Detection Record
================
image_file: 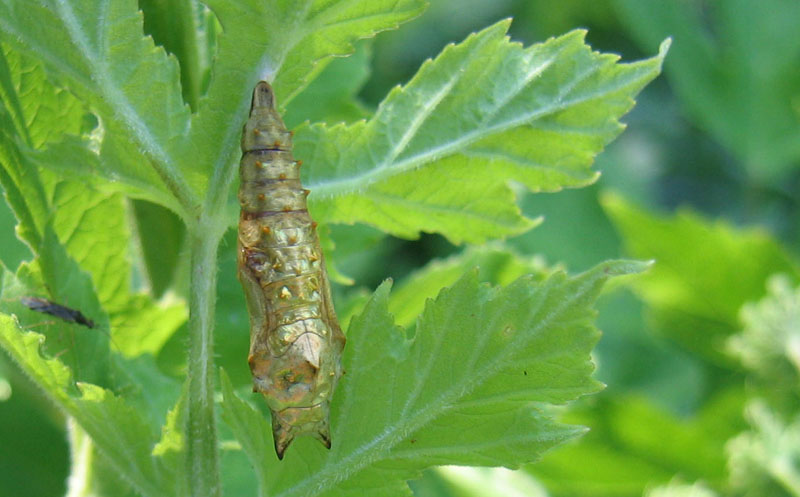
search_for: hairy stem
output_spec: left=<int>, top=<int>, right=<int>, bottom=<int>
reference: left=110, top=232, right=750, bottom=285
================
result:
left=185, top=225, right=221, bottom=497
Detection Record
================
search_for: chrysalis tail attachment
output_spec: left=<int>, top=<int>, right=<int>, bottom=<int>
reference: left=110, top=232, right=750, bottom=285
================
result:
left=237, top=81, right=345, bottom=460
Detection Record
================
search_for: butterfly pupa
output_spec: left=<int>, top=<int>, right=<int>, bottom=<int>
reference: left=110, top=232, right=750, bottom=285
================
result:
left=237, top=81, right=345, bottom=460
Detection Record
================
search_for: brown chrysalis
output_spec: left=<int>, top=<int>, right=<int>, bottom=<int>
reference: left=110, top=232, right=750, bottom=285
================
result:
left=237, top=81, right=345, bottom=460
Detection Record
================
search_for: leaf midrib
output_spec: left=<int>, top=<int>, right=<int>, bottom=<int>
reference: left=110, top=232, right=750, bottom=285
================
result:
left=275, top=273, right=597, bottom=497
left=308, top=56, right=625, bottom=197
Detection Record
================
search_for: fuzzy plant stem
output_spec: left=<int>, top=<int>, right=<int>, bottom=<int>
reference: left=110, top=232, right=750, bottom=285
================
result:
left=186, top=226, right=221, bottom=497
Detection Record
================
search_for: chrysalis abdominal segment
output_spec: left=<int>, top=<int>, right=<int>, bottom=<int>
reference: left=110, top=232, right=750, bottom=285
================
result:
left=237, top=81, right=345, bottom=460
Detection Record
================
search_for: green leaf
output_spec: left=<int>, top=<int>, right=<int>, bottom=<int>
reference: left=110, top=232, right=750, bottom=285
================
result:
left=602, top=192, right=800, bottom=365
left=129, top=200, right=186, bottom=298
left=189, top=0, right=426, bottom=212
left=1, top=146, right=185, bottom=363
left=65, top=418, right=143, bottom=497
left=219, top=370, right=275, bottom=494
left=614, top=0, right=800, bottom=183
left=730, top=275, right=800, bottom=382
left=728, top=401, right=800, bottom=497
left=435, top=466, right=549, bottom=497
left=0, top=166, right=115, bottom=386
left=388, top=244, right=553, bottom=328
left=221, top=260, right=643, bottom=496
left=728, top=276, right=800, bottom=413
left=298, top=23, right=668, bottom=243
left=283, top=39, right=374, bottom=128
left=0, top=186, right=29, bottom=270
left=139, top=0, right=209, bottom=111
left=0, top=314, right=175, bottom=497
left=0, top=52, right=187, bottom=358
left=0, top=47, right=176, bottom=213
left=0, top=0, right=198, bottom=213
left=529, top=391, right=744, bottom=497
left=645, top=481, right=719, bottom=497
left=0, top=44, right=87, bottom=149
left=47, top=182, right=181, bottom=354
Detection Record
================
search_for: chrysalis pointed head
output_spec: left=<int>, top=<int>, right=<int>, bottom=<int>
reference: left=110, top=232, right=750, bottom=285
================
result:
left=242, top=81, right=293, bottom=152
left=250, top=81, right=277, bottom=113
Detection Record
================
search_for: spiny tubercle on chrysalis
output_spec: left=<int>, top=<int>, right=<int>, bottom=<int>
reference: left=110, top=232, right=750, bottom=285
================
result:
left=237, top=81, right=345, bottom=460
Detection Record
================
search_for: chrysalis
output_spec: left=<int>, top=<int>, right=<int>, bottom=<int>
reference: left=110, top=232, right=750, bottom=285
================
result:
left=237, top=81, right=345, bottom=459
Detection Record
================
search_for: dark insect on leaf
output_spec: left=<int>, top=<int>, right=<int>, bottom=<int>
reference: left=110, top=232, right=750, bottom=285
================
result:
left=20, top=296, right=96, bottom=329
left=237, top=81, right=345, bottom=460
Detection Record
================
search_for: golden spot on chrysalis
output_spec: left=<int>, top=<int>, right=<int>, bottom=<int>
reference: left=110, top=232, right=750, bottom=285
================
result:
left=282, top=205, right=292, bottom=212
left=258, top=193, right=266, bottom=201
left=279, top=287, right=291, bottom=299
left=261, top=226, right=271, bottom=234
left=255, top=161, right=263, bottom=168
left=294, top=266, right=302, bottom=275
left=303, top=189, right=311, bottom=196
left=308, top=253, right=319, bottom=263
left=288, top=235, right=297, bottom=244
left=278, top=173, right=287, bottom=180
left=289, top=130, right=294, bottom=137
left=296, top=160, right=303, bottom=167
left=253, top=129, right=261, bottom=135
left=311, top=221, right=318, bottom=230
left=273, top=140, right=281, bottom=148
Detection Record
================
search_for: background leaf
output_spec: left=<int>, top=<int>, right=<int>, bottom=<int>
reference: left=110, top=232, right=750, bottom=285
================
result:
left=602, top=192, right=800, bottom=366
left=614, top=0, right=800, bottom=184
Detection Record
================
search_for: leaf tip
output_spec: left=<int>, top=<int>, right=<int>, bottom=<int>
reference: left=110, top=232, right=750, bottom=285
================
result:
left=658, top=37, right=673, bottom=59
left=528, top=215, right=544, bottom=230
left=596, top=259, right=652, bottom=277
left=218, top=367, right=233, bottom=394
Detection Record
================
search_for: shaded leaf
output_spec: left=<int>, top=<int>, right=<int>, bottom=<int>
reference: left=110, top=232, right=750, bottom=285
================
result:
left=0, top=314, right=175, bottom=497
left=529, top=391, right=744, bottom=497
left=602, top=192, right=800, bottom=365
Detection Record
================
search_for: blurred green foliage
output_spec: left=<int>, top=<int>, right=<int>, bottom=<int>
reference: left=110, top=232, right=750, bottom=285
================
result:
left=1, top=0, right=799, bottom=496
left=357, top=1, right=800, bottom=496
